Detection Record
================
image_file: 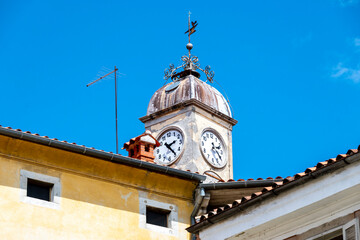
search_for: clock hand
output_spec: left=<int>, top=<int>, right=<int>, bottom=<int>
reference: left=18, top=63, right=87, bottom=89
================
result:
left=211, top=142, right=222, bottom=160
left=168, top=140, right=176, bottom=147
left=164, top=142, right=176, bottom=156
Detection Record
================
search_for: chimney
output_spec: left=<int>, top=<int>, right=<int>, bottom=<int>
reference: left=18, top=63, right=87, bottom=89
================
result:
left=123, top=130, right=160, bottom=163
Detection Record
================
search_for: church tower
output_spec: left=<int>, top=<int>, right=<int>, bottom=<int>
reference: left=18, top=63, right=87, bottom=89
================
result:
left=139, top=17, right=237, bottom=182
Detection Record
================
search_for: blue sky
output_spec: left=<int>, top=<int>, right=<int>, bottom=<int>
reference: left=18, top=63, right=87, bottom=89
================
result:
left=1, top=0, right=359, bottom=180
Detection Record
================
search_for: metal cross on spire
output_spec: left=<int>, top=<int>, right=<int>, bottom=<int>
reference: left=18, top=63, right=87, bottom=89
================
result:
left=164, top=12, right=214, bottom=83
left=184, top=11, right=198, bottom=52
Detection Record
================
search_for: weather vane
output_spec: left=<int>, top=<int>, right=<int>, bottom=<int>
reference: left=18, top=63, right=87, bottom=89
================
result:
left=164, top=12, right=215, bottom=83
left=184, top=11, right=197, bottom=55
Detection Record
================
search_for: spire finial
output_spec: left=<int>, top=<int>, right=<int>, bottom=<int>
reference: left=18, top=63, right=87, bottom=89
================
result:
left=188, top=11, right=191, bottom=43
left=185, top=11, right=197, bottom=57
left=164, top=13, right=214, bottom=83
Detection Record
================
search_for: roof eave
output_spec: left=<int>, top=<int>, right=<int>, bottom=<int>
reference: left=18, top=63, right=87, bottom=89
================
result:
left=0, top=127, right=206, bottom=182
left=187, top=152, right=360, bottom=233
left=200, top=179, right=283, bottom=190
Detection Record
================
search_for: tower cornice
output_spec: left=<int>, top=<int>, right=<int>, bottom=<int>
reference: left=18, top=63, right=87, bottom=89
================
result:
left=139, top=98, right=238, bottom=126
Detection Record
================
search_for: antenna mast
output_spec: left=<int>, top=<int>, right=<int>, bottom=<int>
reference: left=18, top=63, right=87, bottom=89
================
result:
left=87, top=66, right=120, bottom=154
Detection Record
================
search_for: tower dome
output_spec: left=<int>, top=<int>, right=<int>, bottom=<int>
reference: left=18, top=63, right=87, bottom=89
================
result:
left=146, top=75, right=232, bottom=117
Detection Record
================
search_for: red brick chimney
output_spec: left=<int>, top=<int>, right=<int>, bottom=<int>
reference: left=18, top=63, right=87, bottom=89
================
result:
left=123, top=130, right=160, bottom=163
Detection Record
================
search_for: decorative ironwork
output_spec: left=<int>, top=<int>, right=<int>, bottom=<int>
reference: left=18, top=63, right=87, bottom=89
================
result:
left=163, top=12, right=215, bottom=83
left=164, top=64, right=175, bottom=80
left=164, top=54, right=215, bottom=83
left=203, top=65, right=215, bottom=82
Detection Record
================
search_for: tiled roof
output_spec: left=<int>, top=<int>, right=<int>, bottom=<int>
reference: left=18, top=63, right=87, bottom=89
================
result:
left=191, top=145, right=360, bottom=229
left=0, top=125, right=113, bottom=152
left=0, top=125, right=205, bottom=181
left=220, top=176, right=284, bottom=183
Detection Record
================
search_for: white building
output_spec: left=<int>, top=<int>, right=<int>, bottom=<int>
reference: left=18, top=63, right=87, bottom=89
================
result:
left=187, top=148, right=360, bottom=240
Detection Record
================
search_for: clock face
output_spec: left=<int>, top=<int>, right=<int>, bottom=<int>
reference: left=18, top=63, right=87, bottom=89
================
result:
left=200, top=130, right=227, bottom=168
left=155, top=129, right=184, bottom=165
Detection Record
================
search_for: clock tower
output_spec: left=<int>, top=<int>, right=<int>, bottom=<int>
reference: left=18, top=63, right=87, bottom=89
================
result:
left=139, top=19, right=237, bottom=182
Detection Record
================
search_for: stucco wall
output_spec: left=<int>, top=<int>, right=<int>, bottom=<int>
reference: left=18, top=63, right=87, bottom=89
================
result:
left=0, top=135, right=197, bottom=240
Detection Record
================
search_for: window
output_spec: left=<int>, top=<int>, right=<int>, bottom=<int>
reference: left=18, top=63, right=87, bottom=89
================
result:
left=139, top=197, right=178, bottom=236
left=146, top=206, right=170, bottom=227
left=308, top=219, right=359, bottom=240
left=343, top=219, right=359, bottom=240
left=20, top=170, right=61, bottom=209
left=313, top=229, right=343, bottom=240
left=27, top=178, right=53, bottom=201
left=145, top=145, right=150, bottom=152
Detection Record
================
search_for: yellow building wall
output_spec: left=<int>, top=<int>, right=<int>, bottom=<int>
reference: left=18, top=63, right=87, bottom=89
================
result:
left=0, top=135, right=198, bottom=240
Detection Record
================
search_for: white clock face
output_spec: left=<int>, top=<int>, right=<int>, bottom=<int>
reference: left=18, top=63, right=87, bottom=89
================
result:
left=200, top=130, right=227, bottom=168
left=155, top=129, right=184, bottom=165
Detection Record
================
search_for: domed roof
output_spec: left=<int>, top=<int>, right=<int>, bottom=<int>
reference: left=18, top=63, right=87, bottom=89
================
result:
left=146, top=75, right=232, bottom=117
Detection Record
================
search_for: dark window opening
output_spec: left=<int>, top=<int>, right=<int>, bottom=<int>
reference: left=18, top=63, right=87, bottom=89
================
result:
left=27, top=179, right=53, bottom=202
left=345, top=225, right=355, bottom=240
left=130, top=149, right=134, bottom=157
left=146, top=207, right=170, bottom=228
left=314, top=229, right=343, bottom=240
left=145, top=145, right=150, bottom=152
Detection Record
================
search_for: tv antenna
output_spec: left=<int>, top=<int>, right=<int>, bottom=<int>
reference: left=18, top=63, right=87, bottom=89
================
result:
left=87, top=66, right=123, bottom=154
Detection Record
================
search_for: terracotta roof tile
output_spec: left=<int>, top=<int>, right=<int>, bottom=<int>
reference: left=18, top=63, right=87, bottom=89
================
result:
left=283, top=176, right=294, bottom=184
left=241, top=196, right=251, bottom=203
left=262, top=187, right=273, bottom=193
left=216, top=207, right=224, bottom=214
left=294, top=172, right=306, bottom=179
left=305, top=167, right=317, bottom=174
left=336, top=154, right=347, bottom=160
left=346, top=149, right=358, bottom=155
left=208, top=211, right=216, bottom=217
left=232, top=200, right=242, bottom=207
left=251, top=192, right=262, bottom=198
left=316, top=161, right=327, bottom=168
left=224, top=204, right=232, bottom=210
left=272, top=181, right=283, bottom=187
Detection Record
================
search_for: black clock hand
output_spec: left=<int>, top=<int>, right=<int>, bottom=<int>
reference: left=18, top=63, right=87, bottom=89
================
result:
left=211, top=142, right=222, bottom=160
left=168, top=140, right=176, bottom=147
left=165, top=142, right=176, bottom=156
